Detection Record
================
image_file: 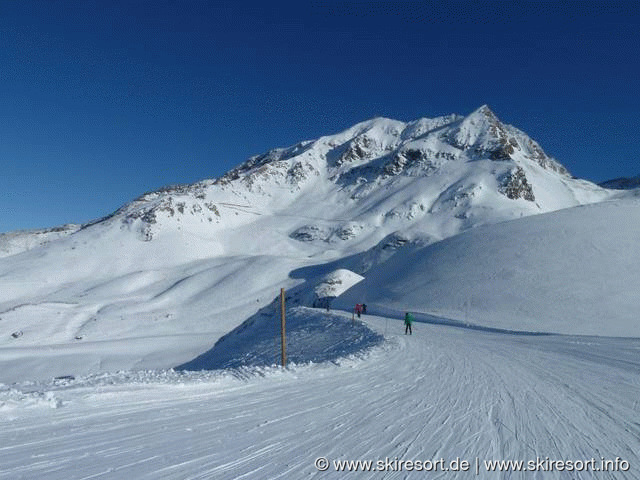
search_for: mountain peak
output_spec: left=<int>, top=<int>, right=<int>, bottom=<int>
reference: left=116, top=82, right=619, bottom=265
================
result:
left=474, top=103, right=496, bottom=116
left=464, top=104, right=501, bottom=125
left=447, top=104, right=506, bottom=151
left=461, top=104, right=500, bottom=125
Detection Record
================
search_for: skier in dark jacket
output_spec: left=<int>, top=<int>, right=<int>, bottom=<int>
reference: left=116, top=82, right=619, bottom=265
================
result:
left=404, top=312, right=414, bottom=335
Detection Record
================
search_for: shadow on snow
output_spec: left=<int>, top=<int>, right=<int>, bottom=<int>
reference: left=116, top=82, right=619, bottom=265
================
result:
left=177, top=306, right=383, bottom=371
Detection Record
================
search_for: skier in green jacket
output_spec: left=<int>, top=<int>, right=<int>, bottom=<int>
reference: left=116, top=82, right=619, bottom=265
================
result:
left=404, top=312, right=413, bottom=335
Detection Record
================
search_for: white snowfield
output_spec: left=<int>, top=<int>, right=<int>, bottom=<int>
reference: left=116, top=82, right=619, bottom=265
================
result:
left=0, top=224, right=80, bottom=259
left=1, top=310, right=638, bottom=480
left=337, top=197, right=640, bottom=337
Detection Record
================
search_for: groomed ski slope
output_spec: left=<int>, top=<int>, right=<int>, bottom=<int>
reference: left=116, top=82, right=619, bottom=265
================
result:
left=1, top=310, right=638, bottom=479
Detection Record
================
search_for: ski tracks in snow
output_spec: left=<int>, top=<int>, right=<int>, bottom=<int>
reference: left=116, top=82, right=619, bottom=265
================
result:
left=0, top=313, right=639, bottom=479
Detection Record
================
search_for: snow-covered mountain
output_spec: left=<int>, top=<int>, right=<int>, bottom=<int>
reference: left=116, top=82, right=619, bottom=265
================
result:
left=599, top=175, right=640, bottom=190
left=3, top=105, right=608, bottom=256
left=0, top=105, right=626, bottom=382
left=2, top=105, right=639, bottom=480
left=78, top=104, right=609, bottom=250
left=0, top=224, right=80, bottom=259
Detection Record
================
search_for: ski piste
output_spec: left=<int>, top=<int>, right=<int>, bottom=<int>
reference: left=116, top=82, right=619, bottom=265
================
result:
left=1, top=309, right=638, bottom=479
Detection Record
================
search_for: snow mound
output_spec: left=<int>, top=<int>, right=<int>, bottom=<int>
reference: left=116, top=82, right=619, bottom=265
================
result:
left=0, top=387, right=63, bottom=413
left=178, top=307, right=383, bottom=370
left=313, top=269, right=364, bottom=301
left=337, top=198, right=640, bottom=337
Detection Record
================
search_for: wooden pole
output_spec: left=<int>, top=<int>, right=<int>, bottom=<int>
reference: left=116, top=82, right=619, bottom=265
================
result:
left=280, top=288, right=287, bottom=367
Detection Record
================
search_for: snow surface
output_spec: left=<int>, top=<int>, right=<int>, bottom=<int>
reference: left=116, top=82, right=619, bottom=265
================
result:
left=0, top=224, right=80, bottom=258
left=1, top=310, right=638, bottom=479
left=178, top=306, right=382, bottom=370
left=336, top=197, right=640, bottom=337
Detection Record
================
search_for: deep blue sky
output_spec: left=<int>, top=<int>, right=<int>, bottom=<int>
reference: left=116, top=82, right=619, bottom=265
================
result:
left=1, top=1, right=639, bottom=232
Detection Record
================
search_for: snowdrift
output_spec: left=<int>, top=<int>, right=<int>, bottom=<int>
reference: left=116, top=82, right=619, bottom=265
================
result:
left=336, top=198, right=640, bottom=337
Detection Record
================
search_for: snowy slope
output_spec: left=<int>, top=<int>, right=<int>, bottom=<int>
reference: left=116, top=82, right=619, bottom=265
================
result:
left=0, top=105, right=622, bottom=382
left=0, top=224, right=80, bottom=258
left=1, top=311, right=638, bottom=479
left=336, top=197, right=640, bottom=337
left=178, top=306, right=382, bottom=370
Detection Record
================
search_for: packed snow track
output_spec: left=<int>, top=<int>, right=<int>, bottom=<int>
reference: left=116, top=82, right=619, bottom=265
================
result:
left=1, top=312, right=638, bottom=479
